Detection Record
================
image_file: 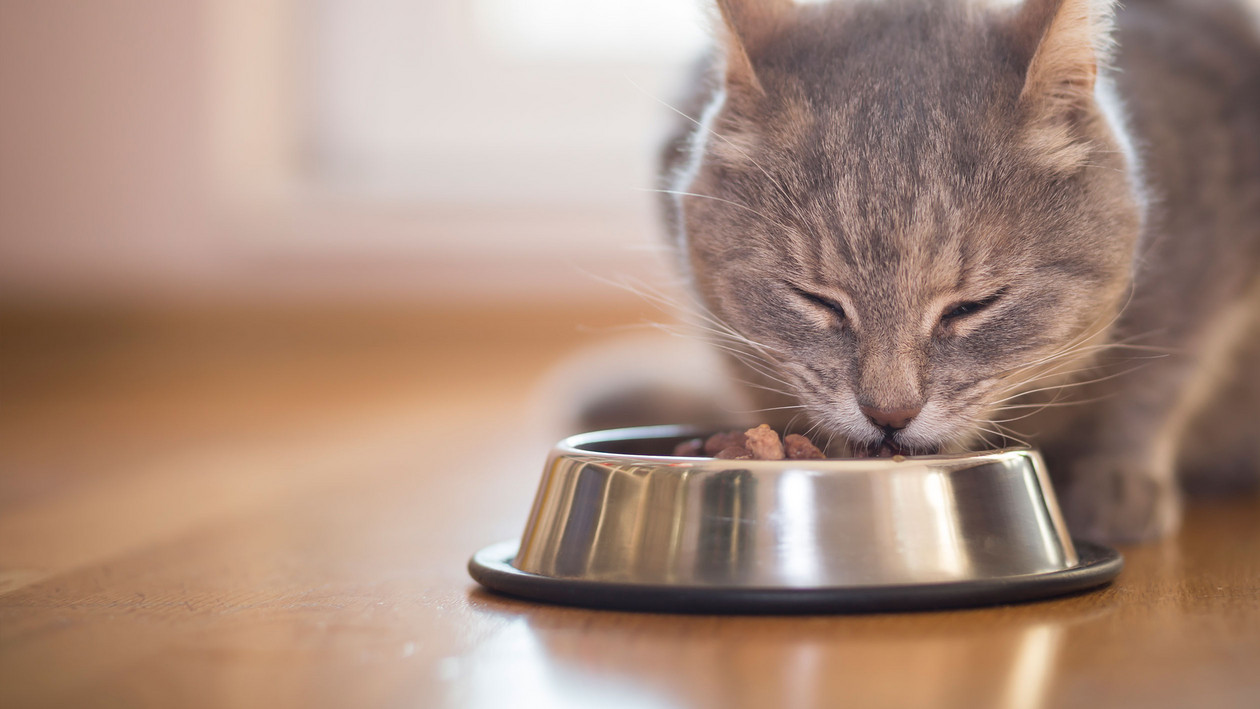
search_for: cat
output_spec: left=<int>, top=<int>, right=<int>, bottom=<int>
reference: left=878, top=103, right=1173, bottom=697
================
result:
left=654, top=0, right=1260, bottom=543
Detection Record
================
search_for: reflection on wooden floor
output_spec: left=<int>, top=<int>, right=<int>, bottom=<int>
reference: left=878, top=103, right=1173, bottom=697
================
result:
left=1, top=303, right=1257, bottom=709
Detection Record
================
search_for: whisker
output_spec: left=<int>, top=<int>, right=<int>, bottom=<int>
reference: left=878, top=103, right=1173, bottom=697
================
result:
left=731, top=404, right=807, bottom=415
left=990, top=343, right=1167, bottom=404
left=1000, top=341, right=1172, bottom=379
left=988, top=392, right=1123, bottom=417
left=993, top=362, right=1153, bottom=406
left=974, top=428, right=1002, bottom=451
left=582, top=272, right=785, bottom=362
left=994, top=285, right=1151, bottom=380
left=784, top=411, right=808, bottom=435
left=639, top=188, right=785, bottom=226
left=987, top=424, right=1031, bottom=449
left=990, top=359, right=1119, bottom=403
left=730, top=376, right=796, bottom=399
left=624, top=76, right=818, bottom=251
left=708, top=345, right=797, bottom=391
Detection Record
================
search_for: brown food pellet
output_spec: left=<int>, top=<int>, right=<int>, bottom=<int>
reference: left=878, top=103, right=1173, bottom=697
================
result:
left=704, top=431, right=747, bottom=456
left=672, top=438, right=705, bottom=457
left=745, top=424, right=785, bottom=460
left=714, top=445, right=754, bottom=460
left=783, top=434, right=825, bottom=460
left=676, top=425, right=829, bottom=460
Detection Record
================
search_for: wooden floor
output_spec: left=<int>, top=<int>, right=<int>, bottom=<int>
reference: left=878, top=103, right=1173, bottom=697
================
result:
left=1, top=303, right=1258, bottom=709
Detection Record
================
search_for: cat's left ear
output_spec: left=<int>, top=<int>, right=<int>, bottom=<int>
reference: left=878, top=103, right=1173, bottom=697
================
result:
left=1012, top=0, right=1118, bottom=164
left=1015, top=0, right=1117, bottom=109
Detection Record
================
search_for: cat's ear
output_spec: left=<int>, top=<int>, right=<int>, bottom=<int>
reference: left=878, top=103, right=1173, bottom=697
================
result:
left=1012, top=0, right=1117, bottom=170
left=714, top=0, right=793, bottom=96
left=1014, top=0, right=1117, bottom=115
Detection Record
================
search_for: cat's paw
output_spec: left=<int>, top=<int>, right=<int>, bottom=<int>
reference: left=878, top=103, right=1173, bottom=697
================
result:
left=1058, top=456, right=1182, bottom=544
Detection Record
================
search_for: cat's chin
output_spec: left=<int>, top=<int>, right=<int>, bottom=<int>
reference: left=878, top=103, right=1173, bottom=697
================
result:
left=849, top=440, right=941, bottom=459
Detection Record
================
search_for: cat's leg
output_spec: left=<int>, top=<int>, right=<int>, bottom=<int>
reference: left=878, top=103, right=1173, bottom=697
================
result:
left=1176, top=304, right=1260, bottom=495
left=1038, top=297, right=1260, bottom=543
left=1038, top=364, right=1190, bottom=544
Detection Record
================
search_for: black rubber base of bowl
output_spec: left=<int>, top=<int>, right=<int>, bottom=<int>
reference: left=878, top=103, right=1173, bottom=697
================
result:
left=468, top=540, right=1122, bottom=614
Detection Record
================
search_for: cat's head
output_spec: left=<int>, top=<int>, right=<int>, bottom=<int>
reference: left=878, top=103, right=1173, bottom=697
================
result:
left=672, top=0, right=1144, bottom=455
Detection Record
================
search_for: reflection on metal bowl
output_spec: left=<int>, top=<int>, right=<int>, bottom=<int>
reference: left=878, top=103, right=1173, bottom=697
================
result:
left=470, top=426, right=1121, bottom=613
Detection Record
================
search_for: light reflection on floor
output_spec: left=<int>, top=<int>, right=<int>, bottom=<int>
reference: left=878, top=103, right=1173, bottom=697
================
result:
left=457, top=593, right=1111, bottom=709
left=447, top=617, right=682, bottom=709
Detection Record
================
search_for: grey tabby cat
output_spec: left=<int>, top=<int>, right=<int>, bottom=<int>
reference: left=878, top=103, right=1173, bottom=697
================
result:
left=658, top=0, right=1260, bottom=542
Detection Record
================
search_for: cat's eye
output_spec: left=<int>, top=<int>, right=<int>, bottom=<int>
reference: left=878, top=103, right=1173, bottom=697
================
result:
left=941, top=289, right=1006, bottom=322
left=793, top=288, right=847, bottom=322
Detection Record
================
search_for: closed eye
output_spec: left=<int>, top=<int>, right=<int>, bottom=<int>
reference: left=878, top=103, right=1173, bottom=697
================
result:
left=792, top=287, right=847, bottom=323
left=941, top=288, right=1007, bottom=321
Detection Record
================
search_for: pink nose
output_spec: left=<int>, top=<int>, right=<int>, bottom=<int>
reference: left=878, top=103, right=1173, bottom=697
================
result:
left=860, top=405, right=922, bottom=432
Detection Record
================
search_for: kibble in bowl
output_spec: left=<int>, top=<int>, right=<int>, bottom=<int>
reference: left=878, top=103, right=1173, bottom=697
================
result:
left=673, top=424, right=826, bottom=460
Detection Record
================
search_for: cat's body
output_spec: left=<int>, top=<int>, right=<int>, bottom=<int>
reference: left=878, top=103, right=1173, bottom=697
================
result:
left=658, top=0, right=1260, bottom=542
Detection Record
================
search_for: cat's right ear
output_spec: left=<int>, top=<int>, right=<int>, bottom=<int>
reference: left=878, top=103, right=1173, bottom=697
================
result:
left=714, top=0, right=792, bottom=96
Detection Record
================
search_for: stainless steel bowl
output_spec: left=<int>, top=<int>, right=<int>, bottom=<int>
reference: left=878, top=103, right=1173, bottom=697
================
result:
left=470, top=426, right=1121, bottom=612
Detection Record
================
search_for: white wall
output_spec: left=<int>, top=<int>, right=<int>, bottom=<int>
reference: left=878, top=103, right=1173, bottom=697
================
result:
left=0, top=0, right=216, bottom=299
left=0, top=0, right=706, bottom=303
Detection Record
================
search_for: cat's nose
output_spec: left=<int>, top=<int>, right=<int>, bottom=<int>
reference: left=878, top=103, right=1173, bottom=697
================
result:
left=860, top=405, right=921, bottom=432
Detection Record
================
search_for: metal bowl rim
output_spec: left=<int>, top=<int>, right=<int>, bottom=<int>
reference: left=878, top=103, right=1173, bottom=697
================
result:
left=469, top=539, right=1123, bottom=613
left=558, top=424, right=1037, bottom=473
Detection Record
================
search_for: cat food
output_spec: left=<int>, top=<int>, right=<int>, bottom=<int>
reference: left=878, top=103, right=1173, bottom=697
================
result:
left=783, top=433, right=826, bottom=460
left=714, top=444, right=754, bottom=460
left=745, top=424, right=785, bottom=459
left=671, top=437, right=706, bottom=457
left=673, top=425, right=826, bottom=460
left=703, top=430, right=747, bottom=456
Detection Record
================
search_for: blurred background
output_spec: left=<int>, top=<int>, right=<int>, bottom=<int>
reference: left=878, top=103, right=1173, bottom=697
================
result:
left=0, top=0, right=717, bottom=303
left=0, top=0, right=727, bottom=538
left=6, top=5, right=1260, bottom=706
